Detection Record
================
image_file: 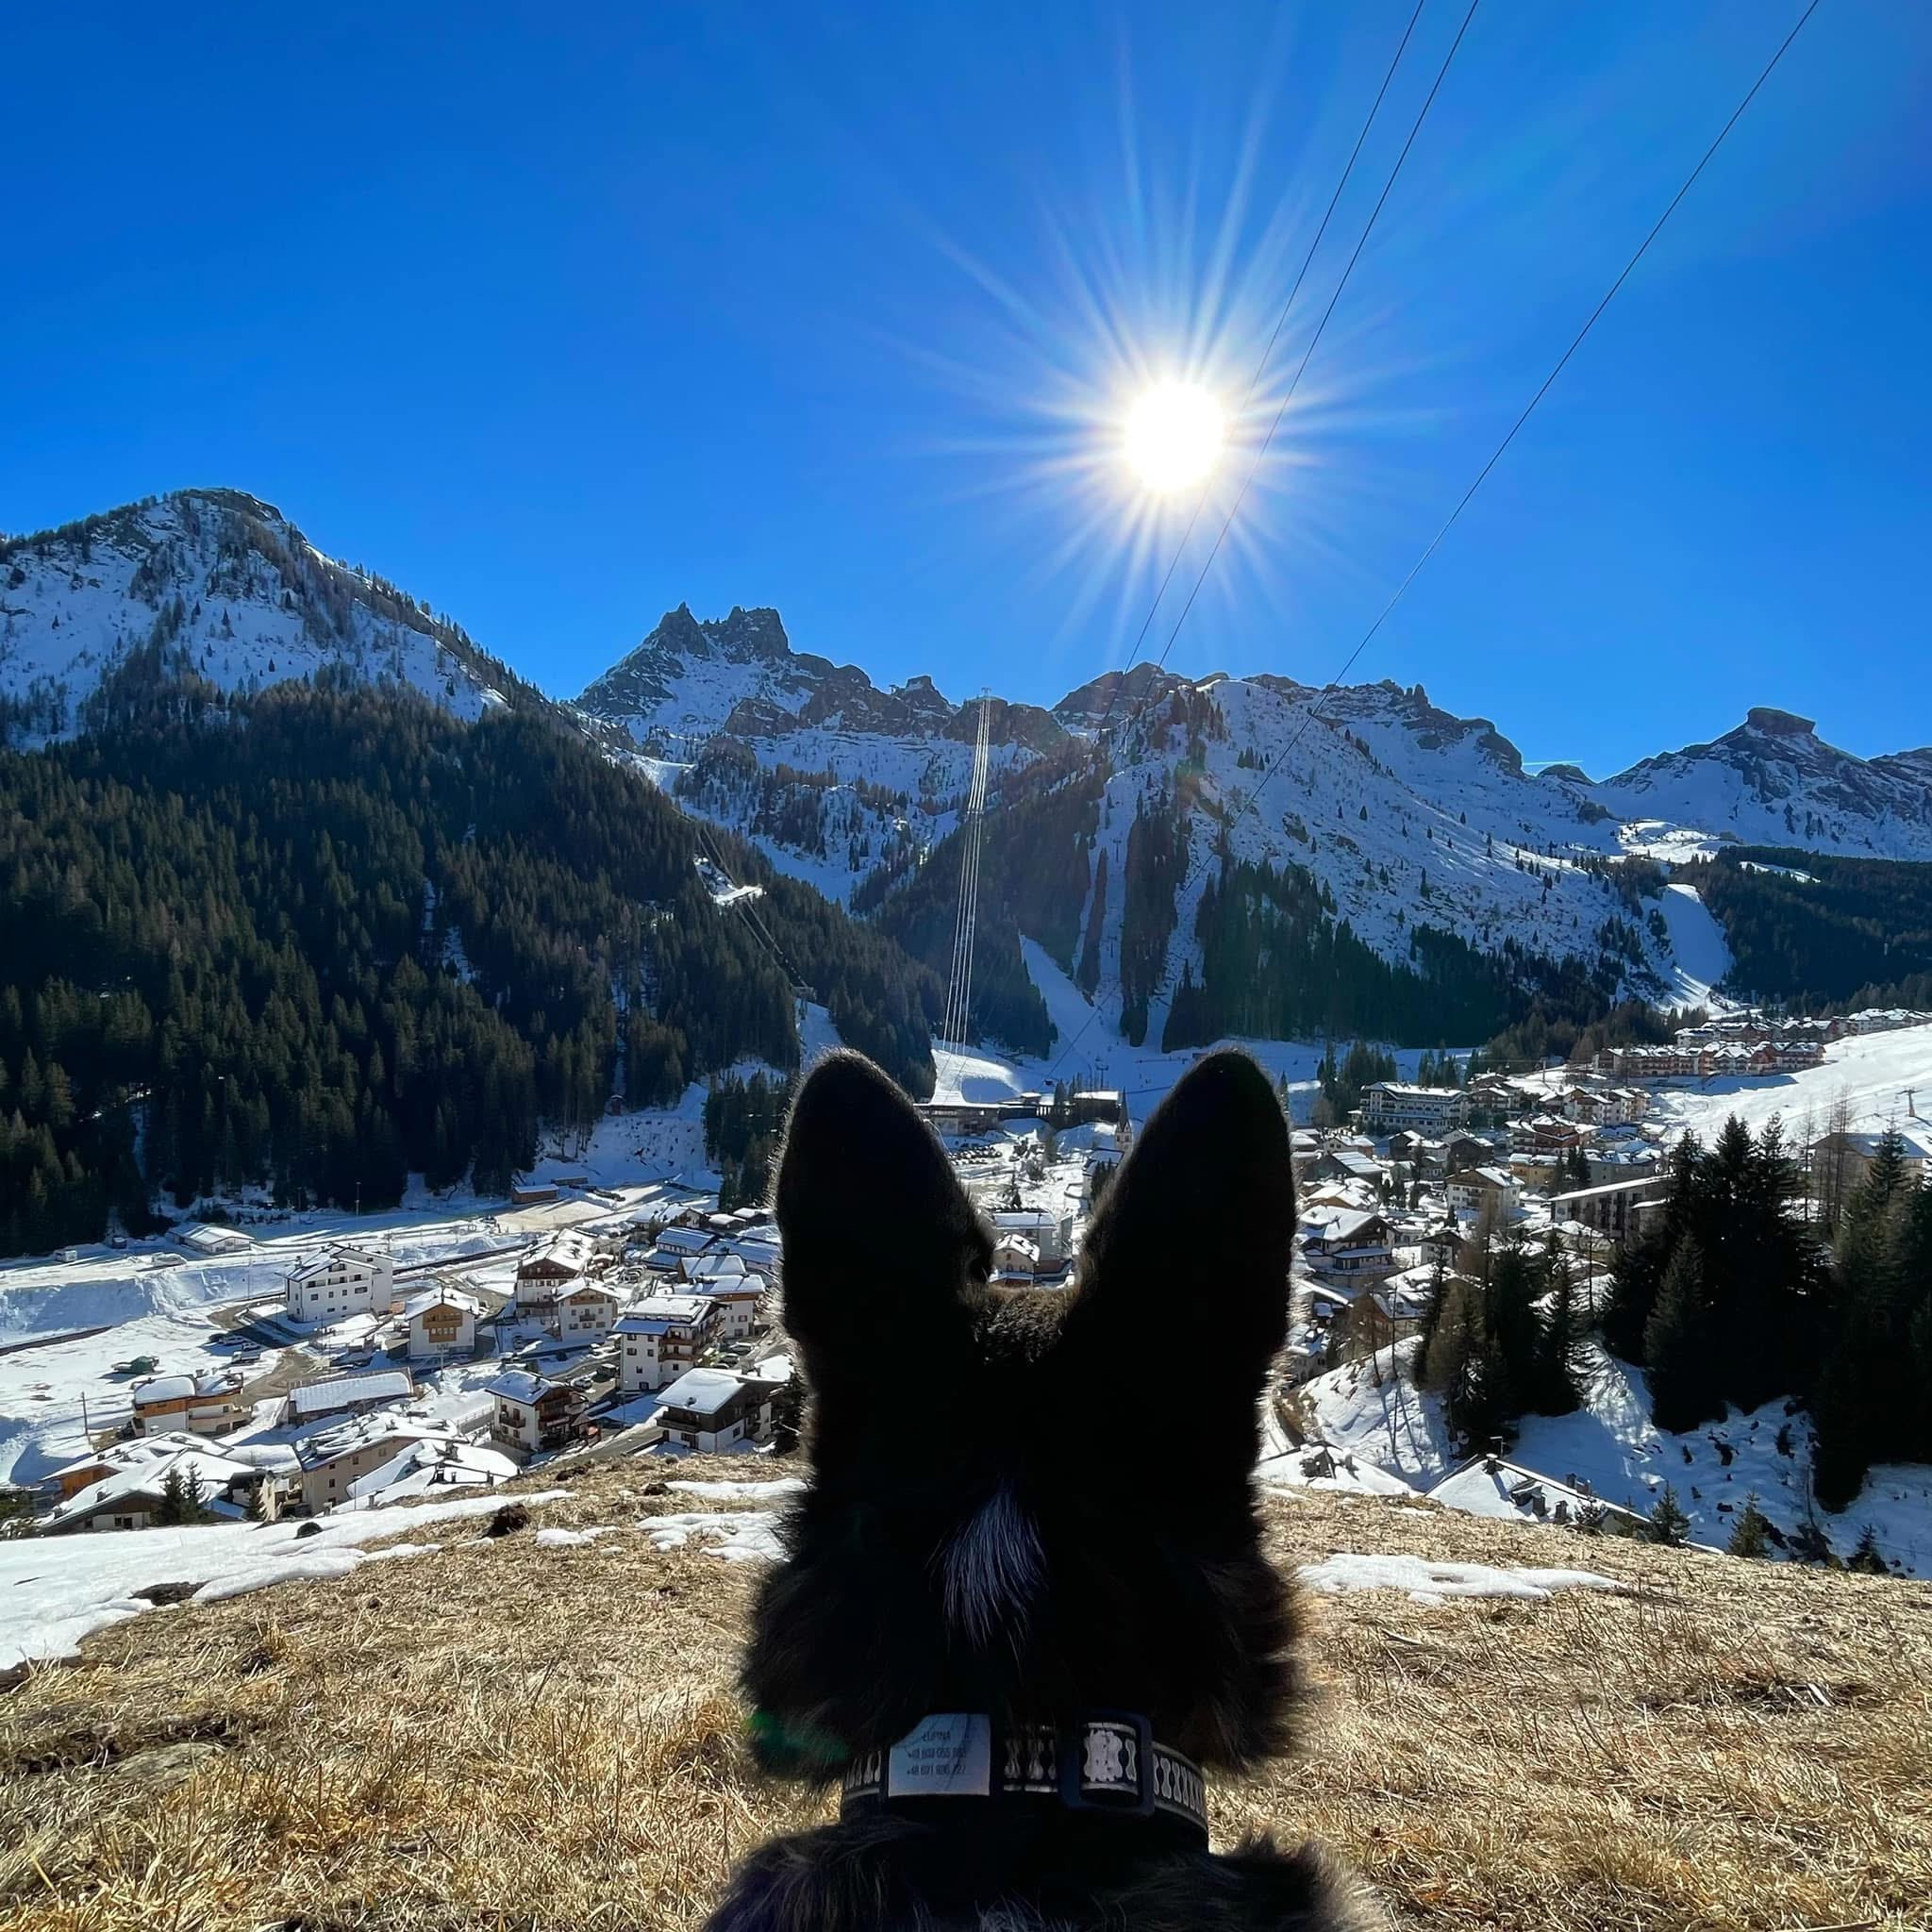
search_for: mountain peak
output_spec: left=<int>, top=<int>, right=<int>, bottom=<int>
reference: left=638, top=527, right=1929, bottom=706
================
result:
left=1741, top=706, right=1818, bottom=739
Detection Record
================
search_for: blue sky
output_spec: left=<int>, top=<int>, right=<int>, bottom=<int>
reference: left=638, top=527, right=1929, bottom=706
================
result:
left=2, top=1, right=1926, bottom=774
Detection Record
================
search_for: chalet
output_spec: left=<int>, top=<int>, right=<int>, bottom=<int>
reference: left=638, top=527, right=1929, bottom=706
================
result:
left=285, top=1245, right=397, bottom=1322
left=1546, top=1172, right=1674, bottom=1248
left=284, top=1369, right=415, bottom=1427
left=1306, top=1148, right=1383, bottom=1189
left=42, top=1432, right=277, bottom=1507
left=1300, top=1208, right=1396, bottom=1279
left=691, top=1277, right=765, bottom=1340
left=991, top=1232, right=1040, bottom=1283
left=1425, top=1455, right=1649, bottom=1535
left=295, top=1417, right=456, bottom=1514
left=1447, top=1165, right=1519, bottom=1222
left=130, top=1370, right=249, bottom=1438
left=42, top=1444, right=264, bottom=1533
left=484, top=1370, right=586, bottom=1457
left=990, top=1208, right=1067, bottom=1271
left=1360, top=1082, right=1467, bottom=1134
left=1442, top=1132, right=1497, bottom=1174
left=513, top=1232, right=597, bottom=1315
left=655, top=1366, right=773, bottom=1454
left=404, top=1286, right=482, bottom=1361
left=1341, top=1277, right=1433, bottom=1355
left=509, top=1182, right=558, bottom=1206
left=549, top=1279, right=628, bottom=1341
left=615, top=1295, right=718, bottom=1392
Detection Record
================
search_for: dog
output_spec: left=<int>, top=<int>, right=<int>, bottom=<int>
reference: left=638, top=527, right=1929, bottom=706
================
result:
left=705, top=1048, right=1376, bottom=1931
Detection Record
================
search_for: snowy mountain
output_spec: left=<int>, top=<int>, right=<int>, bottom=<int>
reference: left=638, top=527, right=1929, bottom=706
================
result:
left=0, top=490, right=534, bottom=744
left=1580, top=708, right=1932, bottom=862
left=9, top=487, right=1931, bottom=1043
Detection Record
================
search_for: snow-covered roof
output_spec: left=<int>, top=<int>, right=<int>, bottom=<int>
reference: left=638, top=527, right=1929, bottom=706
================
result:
left=296, top=1415, right=448, bottom=1469
left=657, top=1367, right=755, bottom=1418
left=990, top=1209, right=1057, bottom=1233
left=484, top=1369, right=562, bottom=1405
left=286, top=1371, right=413, bottom=1418
left=345, top=1437, right=517, bottom=1503
left=289, top=1243, right=385, bottom=1282
left=402, top=1287, right=483, bottom=1320
left=46, top=1447, right=258, bottom=1526
left=616, top=1295, right=710, bottom=1335
left=685, top=1252, right=747, bottom=1280
left=132, top=1370, right=241, bottom=1406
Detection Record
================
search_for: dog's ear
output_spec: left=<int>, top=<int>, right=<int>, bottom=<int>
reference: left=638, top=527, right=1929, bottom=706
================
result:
left=1063, top=1050, right=1291, bottom=1473
left=775, top=1052, right=989, bottom=1434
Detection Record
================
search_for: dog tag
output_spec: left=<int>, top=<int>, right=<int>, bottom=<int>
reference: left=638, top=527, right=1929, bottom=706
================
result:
left=885, top=1713, right=991, bottom=1798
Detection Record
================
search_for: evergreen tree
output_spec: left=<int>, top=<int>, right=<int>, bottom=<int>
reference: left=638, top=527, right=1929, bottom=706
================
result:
left=1726, top=1493, right=1771, bottom=1559
left=1647, top=1482, right=1690, bottom=1547
left=1643, top=1236, right=1710, bottom=1432
left=1846, top=1524, right=1889, bottom=1575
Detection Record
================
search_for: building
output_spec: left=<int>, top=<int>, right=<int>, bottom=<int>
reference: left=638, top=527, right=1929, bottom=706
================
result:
left=991, top=1232, right=1040, bottom=1283
left=130, top=1370, right=250, bottom=1438
left=42, top=1444, right=264, bottom=1533
left=549, top=1279, right=628, bottom=1341
left=1300, top=1208, right=1396, bottom=1279
left=404, top=1286, right=482, bottom=1362
left=988, top=1208, right=1067, bottom=1271
left=343, top=1437, right=517, bottom=1507
left=284, top=1245, right=397, bottom=1323
left=512, top=1231, right=596, bottom=1315
left=484, top=1370, right=586, bottom=1457
left=655, top=1367, right=773, bottom=1454
left=1360, top=1082, right=1468, bottom=1134
left=1447, top=1165, right=1519, bottom=1222
left=284, top=1369, right=415, bottom=1427
left=1547, top=1173, right=1674, bottom=1249
left=1306, top=1148, right=1384, bottom=1189
left=1808, top=1125, right=1932, bottom=1194
left=294, top=1418, right=457, bottom=1514
left=615, top=1296, right=718, bottom=1391
left=691, top=1277, right=765, bottom=1340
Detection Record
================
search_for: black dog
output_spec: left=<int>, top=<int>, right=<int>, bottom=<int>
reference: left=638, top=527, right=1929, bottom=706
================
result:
left=707, top=1048, right=1376, bottom=1931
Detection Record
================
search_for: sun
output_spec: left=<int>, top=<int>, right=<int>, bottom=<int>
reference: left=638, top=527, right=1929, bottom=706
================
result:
left=1124, top=379, right=1225, bottom=494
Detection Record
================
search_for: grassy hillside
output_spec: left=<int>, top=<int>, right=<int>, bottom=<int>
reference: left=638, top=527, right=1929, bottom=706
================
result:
left=4, top=1459, right=1927, bottom=1932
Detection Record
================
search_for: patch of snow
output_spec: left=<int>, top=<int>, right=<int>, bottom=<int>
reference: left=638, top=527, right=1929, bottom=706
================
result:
left=666, top=1477, right=805, bottom=1501
left=533, top=1524, right=616, bottom=1548
left=1297, top=1552, right=1625, bottom=1605
left=640, top=1509, right=786, bottom=1562
left=0, top=1488, right=567, bottom=1669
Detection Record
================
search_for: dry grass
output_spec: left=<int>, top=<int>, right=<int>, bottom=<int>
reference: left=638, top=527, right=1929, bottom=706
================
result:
left=1, top=1462, right=1927, bottom=1932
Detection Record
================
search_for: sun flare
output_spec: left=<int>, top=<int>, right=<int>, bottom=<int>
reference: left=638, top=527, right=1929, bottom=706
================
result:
left=1124, top=380, right=1225, bottom=494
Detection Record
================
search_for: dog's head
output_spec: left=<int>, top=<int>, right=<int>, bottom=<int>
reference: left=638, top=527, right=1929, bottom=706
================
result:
left=742, top=1048, right=1296, bottom=1778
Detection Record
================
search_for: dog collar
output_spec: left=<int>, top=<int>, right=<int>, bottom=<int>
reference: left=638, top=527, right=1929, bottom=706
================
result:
left=840, top=1712, right=1208, bottom=1848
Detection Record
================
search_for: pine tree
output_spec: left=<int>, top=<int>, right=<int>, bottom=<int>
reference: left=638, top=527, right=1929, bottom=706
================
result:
left=1644, top=1236, right=1709, bottom=1433
left=1726, top=1492, right=1771, bottom=1559
left=1846, top=1524, right=1889, bottom=1575
left=1647, top=1482, right=1690, bottom=1547
left=156, top=1465, right=189, bottom=1526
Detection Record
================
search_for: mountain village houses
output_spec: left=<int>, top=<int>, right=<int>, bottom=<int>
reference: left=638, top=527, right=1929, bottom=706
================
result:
left=284, top=1245, right=397, bottom=1321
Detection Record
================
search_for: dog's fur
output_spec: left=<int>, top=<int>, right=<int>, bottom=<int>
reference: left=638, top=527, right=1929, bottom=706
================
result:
left=705, top=1049, right=1378, bottom=1932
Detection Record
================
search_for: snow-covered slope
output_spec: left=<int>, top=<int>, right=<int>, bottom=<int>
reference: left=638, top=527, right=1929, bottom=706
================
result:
left=0, top=491, right=526, bottom=743
left=1586, top=708, right=1932, bottom=861
left=1305, top=1340, right=1931, bottom=1573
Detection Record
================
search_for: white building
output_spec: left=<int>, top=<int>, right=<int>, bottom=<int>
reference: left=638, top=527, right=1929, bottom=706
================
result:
left=130, top=1370, right=250, bottom=1438
left=1360, top=1083, right=1468, bottom=1134
left=404, top=1286, right=482, bottom=1362
left=655, top=1366, right=773, bottom=1454
left=692, top=1278, right=765, bottom=1340
left=285, top=1246, right=397, bottom=1322
left=483, top=1369, right=582, bottom=1457
left=615, top=1295, right=717, bottom=1391
left=550, top=1279, right=628, bottom=1341
left=989, top=1208, right=1068, bottom=1271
